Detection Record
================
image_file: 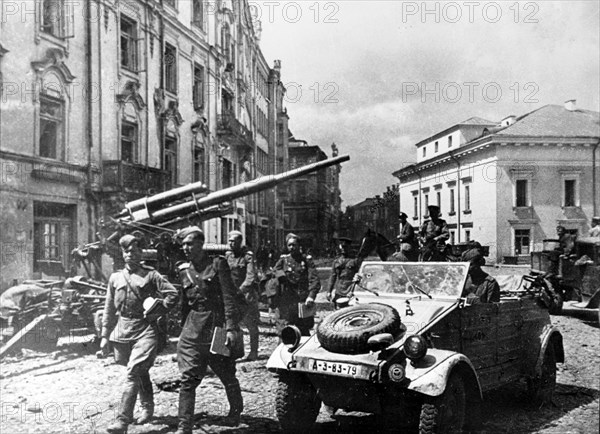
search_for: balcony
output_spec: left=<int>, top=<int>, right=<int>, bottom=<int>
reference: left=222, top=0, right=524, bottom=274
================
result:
left=217, top=112, right=254, bottom=151
left=102, top=160, right=169, bottom=195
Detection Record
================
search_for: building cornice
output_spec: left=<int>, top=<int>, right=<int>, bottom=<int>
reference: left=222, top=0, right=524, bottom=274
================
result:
left=394, top=134, right=599, bottom=180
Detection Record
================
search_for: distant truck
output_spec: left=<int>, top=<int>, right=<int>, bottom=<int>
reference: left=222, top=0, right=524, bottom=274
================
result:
left=530, top=237, right=600, bottom=320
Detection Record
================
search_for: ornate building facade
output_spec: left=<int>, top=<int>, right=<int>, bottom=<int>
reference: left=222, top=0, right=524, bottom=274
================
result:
left=0, top=0, right=291, bottom=289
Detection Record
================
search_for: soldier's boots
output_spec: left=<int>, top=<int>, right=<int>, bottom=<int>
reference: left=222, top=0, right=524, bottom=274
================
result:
left=177, top=387, right=196, bottom=434
left=106, top=419, right=128, bottom=434
left=108, top=379, right=138, bottom=433
left=136, top=375, right=154, bottom=424
left=222, top=383, right=243, bottom=426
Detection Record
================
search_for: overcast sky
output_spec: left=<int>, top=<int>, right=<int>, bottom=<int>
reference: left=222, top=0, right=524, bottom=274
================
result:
left=256, top=0, right=600, bottom=207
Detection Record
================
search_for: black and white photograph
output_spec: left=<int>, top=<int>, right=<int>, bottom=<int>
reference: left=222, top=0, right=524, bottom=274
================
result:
left=0, top=1, right=599, bottom=433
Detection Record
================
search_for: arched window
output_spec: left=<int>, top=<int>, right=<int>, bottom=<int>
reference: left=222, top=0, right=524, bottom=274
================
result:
left=38, top=71, right=66, bottom=160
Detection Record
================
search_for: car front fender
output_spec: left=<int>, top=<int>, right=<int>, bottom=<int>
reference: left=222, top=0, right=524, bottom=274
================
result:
left=406, top=349, right=482, bottom=399
left=266, top=337, right=311, bottom=373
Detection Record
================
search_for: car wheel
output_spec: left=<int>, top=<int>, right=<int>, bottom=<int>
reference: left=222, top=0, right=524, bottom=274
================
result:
left=419, top=373, right=466, bottom=434
left=275, top=372, right=321, bottom=433
left=316, top=303, right=402, bottom=354
left=528, top=345, right=557, bottom=406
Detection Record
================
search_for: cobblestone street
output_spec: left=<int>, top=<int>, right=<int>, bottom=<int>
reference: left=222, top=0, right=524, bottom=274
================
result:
left=1, top=305, right=598, bottom=434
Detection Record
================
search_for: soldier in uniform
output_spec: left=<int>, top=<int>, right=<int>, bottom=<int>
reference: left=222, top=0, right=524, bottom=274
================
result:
left=225, top=230, right=260, bottom=361
left=327, top=237, right=362, bottom=305
left=175, top=226, right=244, bottom=434
left=101, top=234, right=179, bottom=434
left=273, top=233, right=321, bottom=335
left=589, top=216, right=600, bottom=237
left=418, top=205, right=450, bottom=262
left=460, top=248, right=500, bottom=304
left=393, top=212, right=418, bottom=261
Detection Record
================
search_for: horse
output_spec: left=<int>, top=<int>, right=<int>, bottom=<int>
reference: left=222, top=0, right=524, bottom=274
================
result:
left=356, top=229, right=398, bottom=261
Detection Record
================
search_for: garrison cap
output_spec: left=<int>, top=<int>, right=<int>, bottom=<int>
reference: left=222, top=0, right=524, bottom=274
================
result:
left=119, top=234, right=139, bottom=249
left=176, top=226, right=205, bottom=242
left=461, top=248, right=484, bottom=265
left=286, top=233, right=300, bottom=243
left=228, top=230, right=244, bottom=241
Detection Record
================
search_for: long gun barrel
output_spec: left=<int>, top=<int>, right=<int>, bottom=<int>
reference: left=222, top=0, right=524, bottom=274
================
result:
left=118, top=154, right=350, bottom=225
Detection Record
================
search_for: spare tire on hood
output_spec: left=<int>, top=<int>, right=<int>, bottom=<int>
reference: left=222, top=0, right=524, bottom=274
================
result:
left=316, top=303, right=402, bottom=354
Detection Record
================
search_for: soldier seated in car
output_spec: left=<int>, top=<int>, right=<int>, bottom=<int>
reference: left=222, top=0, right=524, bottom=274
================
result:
left=460, top=249, right=500, bottom=304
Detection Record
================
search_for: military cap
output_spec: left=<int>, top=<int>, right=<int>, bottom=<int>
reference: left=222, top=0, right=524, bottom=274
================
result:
left=176, top=226, right=205, bottom=242
left=398, top=212, right=408, bottom=219
left=228, top=230, right=244, bottom=241
left=461, top=248, right=484, bottom=265
left=427, top=205, right=440, bottom=212
left=286, top=233, right=300, bottom=243
left=592, top=216, right=600, bottom=222
left=119, top=234, right=139, bottom=249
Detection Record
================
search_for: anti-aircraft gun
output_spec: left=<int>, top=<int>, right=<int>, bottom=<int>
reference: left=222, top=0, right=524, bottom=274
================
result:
left=1, top=155, right=350, bottom=356
left=77, top=154, right=351, bottom=280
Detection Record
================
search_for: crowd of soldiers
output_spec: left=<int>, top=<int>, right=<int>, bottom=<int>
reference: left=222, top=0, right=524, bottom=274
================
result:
left=98, top=204, right=600, bottom=433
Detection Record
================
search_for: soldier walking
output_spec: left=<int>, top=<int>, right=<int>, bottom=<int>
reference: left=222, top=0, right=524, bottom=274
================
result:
left=101, top=234, right=179, bottom=434
left=418, top=205, right=450, bottom=262
left=175, top=226, right=244, bottom=433
left=273, top=233, right=321, bottom=335
left=327, top=237, right=362, bottom=306
left=226, top=230, right=260, bottom=361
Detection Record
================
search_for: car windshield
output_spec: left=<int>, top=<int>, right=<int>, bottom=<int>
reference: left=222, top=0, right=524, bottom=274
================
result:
left=357, top=262, right=469, bottom=298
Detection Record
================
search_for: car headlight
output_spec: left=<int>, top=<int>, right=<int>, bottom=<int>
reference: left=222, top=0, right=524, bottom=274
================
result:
left=281, top=325, right=301, bottom=352
left=403, top=334, right=427, bottom=361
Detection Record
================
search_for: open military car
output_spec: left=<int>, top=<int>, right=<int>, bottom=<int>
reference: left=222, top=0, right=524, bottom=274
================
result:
left=267, top=262, right=564, bottom=433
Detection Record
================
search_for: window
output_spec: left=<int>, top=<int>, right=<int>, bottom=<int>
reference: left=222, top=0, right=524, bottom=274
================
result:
left=193, top=146, right=204, bottom=183
left=39, top=94, right=64, bottom=160
left=164, top=136, right=178, bottom=187
left=222, top=24, right=233, bottom=68
left=436, top=191, right=441, bottom=207
left=424, top=194, right=429, bottom=217
left=121, top=121, right=138, bottom=163
left=449, top=188, right=455, bottom=214
left=422, top=146, right=426, bottom=158
left=464, top=185, right=471, bottom=211
left=564, top=179, right=576, bottom=207
left=448, top=136, right=453, bottom=148
left=413, top=196, right=418, bottom=218
left=41, top=0, right=74, bottom=38
left=257, top=148, right=268, bottom=173
left=516, top=179, right=528, bottom=207
left=192, top=0, right=203, bottom=27
left=434, top=141, right=439, bottom=153
left=514, top=229, right=530, bottom=255
left=450, top=230, right=455, bottom=244
left=164, top=43, right=177, bottom=94
left=120, top=16, right=138, bottom=71
left=465, top=230, right=471, bottom=242
left=222, top=158, right=232, bottom=189
left=193, top=63, right=204, bottom=110
left=34, top=202, right=74, bottom=274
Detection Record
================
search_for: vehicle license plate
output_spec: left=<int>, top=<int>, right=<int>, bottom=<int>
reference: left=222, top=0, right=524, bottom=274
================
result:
left=309, top=359, right=359, bottom=377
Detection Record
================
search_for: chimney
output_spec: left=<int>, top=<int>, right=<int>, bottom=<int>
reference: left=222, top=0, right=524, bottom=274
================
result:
left=564, top=99, right=577, bottom=111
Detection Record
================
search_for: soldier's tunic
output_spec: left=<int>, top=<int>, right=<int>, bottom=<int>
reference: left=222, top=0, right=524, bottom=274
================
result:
left=176, top=256, right=243, bottom=431
left=101, top=264, right=178, bottom=423
left=419, top=218, right=450, bottom=261
left=328, top=255, right=361, bottom=302
left=226, top=248, right=259, bottom=355
left=461, top=271, right=500, bottom=304
left=273, top=253, right=321, bottom=335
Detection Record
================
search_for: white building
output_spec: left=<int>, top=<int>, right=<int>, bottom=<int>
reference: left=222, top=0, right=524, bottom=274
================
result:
left=394, top=102, right=600, bottom=264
